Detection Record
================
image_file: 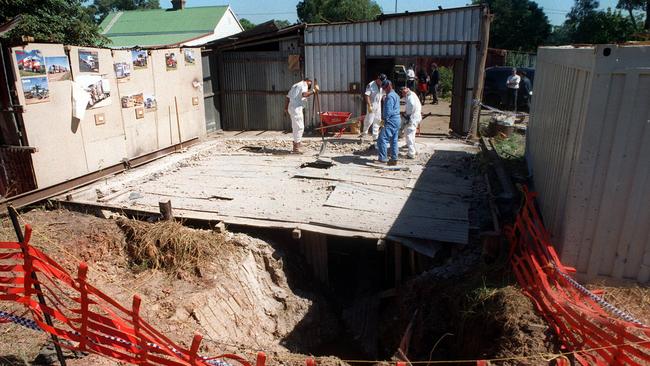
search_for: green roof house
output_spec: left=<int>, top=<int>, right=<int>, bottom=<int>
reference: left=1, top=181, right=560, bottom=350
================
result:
left=99, top=0, right=243, bottom=48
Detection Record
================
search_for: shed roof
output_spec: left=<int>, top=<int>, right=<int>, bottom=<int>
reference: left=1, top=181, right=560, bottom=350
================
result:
left=99, top=6, right=228, bottom=47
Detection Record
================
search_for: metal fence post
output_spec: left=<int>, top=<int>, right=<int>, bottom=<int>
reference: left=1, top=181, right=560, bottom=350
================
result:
left=8, top=206, right=67, bottom=366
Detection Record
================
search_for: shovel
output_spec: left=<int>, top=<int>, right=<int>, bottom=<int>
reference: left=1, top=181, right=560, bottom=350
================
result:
left=313, top=79, right=328, bottom=157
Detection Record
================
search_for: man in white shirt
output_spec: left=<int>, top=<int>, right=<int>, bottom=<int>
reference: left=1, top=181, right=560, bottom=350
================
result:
left=400, top=86, right=422, bottom=159
left=506, top=68, right=521, bottom=111
left=406, top=64, right=416, bottom=90
left=285, top=78, right=318, bottom=153
left=363, top=73, right=386, bottom=140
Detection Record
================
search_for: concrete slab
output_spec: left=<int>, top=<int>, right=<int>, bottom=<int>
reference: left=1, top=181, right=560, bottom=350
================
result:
left=56, top=132, right=479, bottom=249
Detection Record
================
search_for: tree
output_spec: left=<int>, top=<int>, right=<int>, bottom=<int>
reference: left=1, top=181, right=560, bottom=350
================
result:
left=239, top=18, right=256, bottom=31
left=88, top=0, right=160, bottom=24
left=477, top=0, right=551, bottom=51
left=616, top=0, right=649, bottom=30
left=561, top=1, right=639, bottom=43
left=274, top=20, right=292, bottom=29
left=0, top=0, right=107, bottom=46
left=297, top=0, right=382, bottom=23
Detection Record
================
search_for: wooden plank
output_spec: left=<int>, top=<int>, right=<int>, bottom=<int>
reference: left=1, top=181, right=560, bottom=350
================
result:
left=293, top=168, right=410, bottom=189
left=395, top=242, right=402, bottom=287
left=386, top=235, right=440, bottom=258
left=58, top=198, right=386, bottom=239
left=324, top=182, right=468, bottom=221
left=307, top=206, right=468, bottom=244
left=73, top=184, right=469, bottom=244
left=320, top=235, right=328, bottom=284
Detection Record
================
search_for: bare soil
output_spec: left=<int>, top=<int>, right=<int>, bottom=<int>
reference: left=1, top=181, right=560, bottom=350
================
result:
left=377, top=258, right=560, bottom=365
left=0, top=209, right=341, bottom=366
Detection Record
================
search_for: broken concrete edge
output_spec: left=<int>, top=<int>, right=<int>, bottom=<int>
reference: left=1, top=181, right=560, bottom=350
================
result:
left=54, top=200, right=452, bottom=259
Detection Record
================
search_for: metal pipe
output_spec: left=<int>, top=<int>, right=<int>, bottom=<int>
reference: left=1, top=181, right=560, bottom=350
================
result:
left=8, top=206, right=67, bottom=366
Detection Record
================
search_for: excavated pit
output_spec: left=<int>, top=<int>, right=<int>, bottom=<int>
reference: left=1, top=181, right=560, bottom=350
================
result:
left=0, top=209, right=563, bottom=365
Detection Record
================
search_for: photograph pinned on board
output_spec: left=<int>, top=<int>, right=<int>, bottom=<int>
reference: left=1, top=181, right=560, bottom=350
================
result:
left=165, top=52, right=177, bottom=70
left=131, top=50, right=148, bottom=69
left=144, top=94, right=157, bottom=112
left=183, top=49, right=195, bottom=65
left=21, top=76, right=50, bottom=104
left=16, top=50, right=46, bottom=77
left=114, top=62, right=131, bottom=82
left=121, top=93, right=144, bottom=108
left=45, top=56, right=71, bottom=81
left=76, top=74, right=111, bottom=109
left=79, top=49, right=99, bottom=73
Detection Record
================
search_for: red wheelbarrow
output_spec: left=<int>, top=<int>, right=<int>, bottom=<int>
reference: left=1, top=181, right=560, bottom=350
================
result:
left=319, top=111, right=353, bottom=137
left=319, top=112, right=352, bottom=137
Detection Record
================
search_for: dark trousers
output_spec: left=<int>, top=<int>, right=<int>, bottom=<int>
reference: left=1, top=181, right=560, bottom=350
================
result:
left=429, top=83, right=438, bottom=104
left=507, top=88, right=518, bottom=111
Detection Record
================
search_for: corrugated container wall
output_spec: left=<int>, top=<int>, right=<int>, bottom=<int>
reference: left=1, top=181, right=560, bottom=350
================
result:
left=304, top=5, right=487, bottom=134
left=527, top=45, right=650, bottom=283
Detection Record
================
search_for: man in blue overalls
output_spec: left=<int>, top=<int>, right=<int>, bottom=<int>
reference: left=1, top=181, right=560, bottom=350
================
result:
left=376, top=80, right=401, bottom=166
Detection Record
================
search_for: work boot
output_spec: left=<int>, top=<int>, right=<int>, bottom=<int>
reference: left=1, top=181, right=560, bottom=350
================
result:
left=387, top=160, right=398, bottom=166
left=292, top=142, right=303, bottom=154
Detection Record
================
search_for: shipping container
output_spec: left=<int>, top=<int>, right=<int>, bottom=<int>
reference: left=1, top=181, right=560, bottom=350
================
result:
left=527, top=44, right=650, bottom=282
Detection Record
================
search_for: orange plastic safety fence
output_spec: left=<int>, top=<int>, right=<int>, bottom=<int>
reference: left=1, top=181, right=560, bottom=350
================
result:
left=0, top=224, right=246, bottom=366
left=506, top=187, right=650, bottom=366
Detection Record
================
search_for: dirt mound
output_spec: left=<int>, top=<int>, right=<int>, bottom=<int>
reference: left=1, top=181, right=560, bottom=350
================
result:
left=117, top=218, right=227, bottom=276
left=379, top=261, right=559, bottom=365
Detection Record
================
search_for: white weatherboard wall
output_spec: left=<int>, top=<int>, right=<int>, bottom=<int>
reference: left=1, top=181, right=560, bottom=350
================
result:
left=304, top=5, right=486, bottom=134
left=527, top=45, right=650, bottom=282
left=10, top=43, right=205, bottom=189
left=184, top=7, right=243, bottom=46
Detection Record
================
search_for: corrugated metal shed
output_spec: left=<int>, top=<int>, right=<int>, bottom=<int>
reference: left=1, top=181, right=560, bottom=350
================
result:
left=206, top=23, right=305, bottom=131
left=220, top=47, right=302, bottom=130
left=527, top=44, right=650, bottom=283
left=304, top=5, right=488, bottom=134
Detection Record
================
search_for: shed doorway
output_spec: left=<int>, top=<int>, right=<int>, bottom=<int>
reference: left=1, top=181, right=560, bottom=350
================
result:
left=364, top=57, right=465, bottom=136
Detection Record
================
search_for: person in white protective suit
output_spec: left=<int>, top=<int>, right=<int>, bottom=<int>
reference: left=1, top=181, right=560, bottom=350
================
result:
left=400, top=86, right=422, bottom=159
left=284, top=78, right=318, bottom=153
left=362, top=73, right=387, bottom=140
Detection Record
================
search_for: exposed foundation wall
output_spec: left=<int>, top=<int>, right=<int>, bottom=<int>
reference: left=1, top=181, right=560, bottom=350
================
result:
left=9, top=43, right=205, bottom=189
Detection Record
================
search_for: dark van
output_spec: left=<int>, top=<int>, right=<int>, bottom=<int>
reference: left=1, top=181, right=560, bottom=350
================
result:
left=483, top=66, right=535, bottom=110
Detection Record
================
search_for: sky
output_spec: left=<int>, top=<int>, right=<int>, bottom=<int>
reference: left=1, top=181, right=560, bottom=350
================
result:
left=181, top=0, right=621, bottom=26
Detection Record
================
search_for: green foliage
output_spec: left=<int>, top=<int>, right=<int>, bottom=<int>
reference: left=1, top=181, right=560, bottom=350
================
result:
left=546, top=24, right=572, bottom=45
left=616, top=0, right=648, bottom=30
left=297, top=0, right=382, bottom=23
left=0, top=0, right=108, bottom=46
left=274, top=20, right=292, bottom=29
left=438, top=66, right=453, bottom=99
left=88, top=0, right=161, bottom=23
left=476, top=0, right=551, bottom=51
left=239, top=18, right=256, bottom=31
left=554, top=1, right=641, bottom=44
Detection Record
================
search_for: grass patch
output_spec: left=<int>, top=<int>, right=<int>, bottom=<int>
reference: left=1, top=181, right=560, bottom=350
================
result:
left=491, top=133, right=528, bottom=180
left=492, top=133, right=525, bottom=159
left=117, top=218, right=227, bottom=276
